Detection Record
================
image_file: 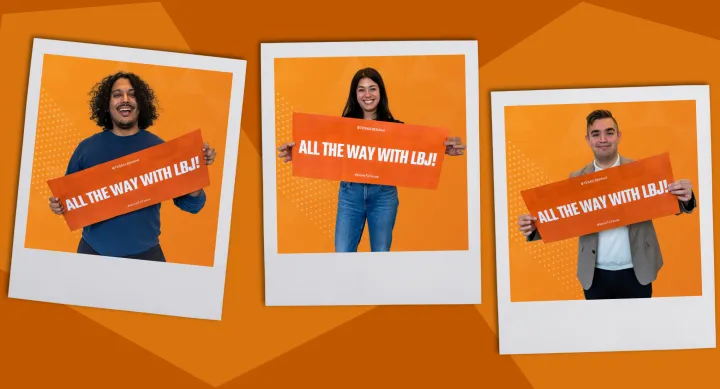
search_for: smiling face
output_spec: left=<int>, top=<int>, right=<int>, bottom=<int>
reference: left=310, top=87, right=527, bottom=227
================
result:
left=356, top=77, right=380, bottom=116
left=586, top=117, right=621, bottom=161
left=108, top=77, right=139, bottom=130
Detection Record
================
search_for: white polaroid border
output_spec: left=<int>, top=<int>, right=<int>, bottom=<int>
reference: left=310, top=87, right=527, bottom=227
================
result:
left=9, top=38, right=247, bottom=320
left=491, top=85, right=716, bottom=354
left=260, top=41, right=480, bottom=306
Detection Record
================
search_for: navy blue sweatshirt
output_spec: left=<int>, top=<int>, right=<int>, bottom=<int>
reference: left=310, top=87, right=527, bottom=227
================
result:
left=65, top=129, right=206, bottom=257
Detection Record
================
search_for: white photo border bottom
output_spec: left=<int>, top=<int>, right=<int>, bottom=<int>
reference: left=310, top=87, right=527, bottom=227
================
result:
left=500, top=296, right=716, bottom=354
left=9, top=248, right=225, bottom=320
left=264, top=252, right=480, bottom=306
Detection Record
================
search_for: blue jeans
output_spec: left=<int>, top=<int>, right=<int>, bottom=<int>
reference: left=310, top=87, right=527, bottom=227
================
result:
left=334, top=181, right=399, bottom=252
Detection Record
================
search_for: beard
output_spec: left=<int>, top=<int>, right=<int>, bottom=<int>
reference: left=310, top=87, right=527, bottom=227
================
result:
left=108, top=106, right=139, bottom=130
left=113, top=117, right=137, bottom=129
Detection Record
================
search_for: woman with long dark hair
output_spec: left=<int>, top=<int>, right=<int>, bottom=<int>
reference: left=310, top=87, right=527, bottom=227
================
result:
left=278, top=67, right=465, bottom=252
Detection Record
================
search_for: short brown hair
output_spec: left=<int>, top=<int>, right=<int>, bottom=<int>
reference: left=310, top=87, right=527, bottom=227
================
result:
left=586, top=109, right=619, bottom=133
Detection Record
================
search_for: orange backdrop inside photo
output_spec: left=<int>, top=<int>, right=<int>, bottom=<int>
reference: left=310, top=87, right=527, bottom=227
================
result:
left=505, top=100, right=702, bottom=302
left=23, top=54, right=234, bottom=267
left=274, top=55, right=469, bottom=254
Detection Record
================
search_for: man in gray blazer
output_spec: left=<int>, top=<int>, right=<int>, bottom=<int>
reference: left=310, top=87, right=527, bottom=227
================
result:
left=518, top=109, right=696, bottom=300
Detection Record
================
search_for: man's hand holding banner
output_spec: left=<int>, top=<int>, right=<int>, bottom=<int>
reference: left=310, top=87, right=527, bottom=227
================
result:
left=47, top=129, right=211, bottom=231
left=290, top=112, right=451, bottom=190
left=520, top=153, right=682, bottom=243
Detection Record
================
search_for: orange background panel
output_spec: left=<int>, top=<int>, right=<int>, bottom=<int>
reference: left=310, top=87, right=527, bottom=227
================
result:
left=274, top=55, right=469, bottom=254
left=23, top=54, right=232, bottom=267
left=504, top=100, right=702, bottom=302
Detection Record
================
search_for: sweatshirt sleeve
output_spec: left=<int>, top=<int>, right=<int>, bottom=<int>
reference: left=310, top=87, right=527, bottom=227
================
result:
left=65, top=143, right=84, bottom=175
left=173, top=189, right=207, bottom=214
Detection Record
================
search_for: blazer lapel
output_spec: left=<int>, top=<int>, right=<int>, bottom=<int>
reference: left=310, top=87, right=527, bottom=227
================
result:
left=580, top=162, right=595, bottom=175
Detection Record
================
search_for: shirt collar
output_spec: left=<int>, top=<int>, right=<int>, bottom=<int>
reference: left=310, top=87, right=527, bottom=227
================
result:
left=594, top=154, right=620, bottom=171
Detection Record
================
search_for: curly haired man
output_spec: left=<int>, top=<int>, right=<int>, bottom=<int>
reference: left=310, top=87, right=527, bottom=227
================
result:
left=48, top=72, right=216, bottom=262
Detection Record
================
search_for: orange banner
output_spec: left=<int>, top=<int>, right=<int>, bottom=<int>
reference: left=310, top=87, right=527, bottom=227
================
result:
left=47, top=129, right=210, bottom=231
left=520, top=153, right=681, bottom=243
left=291, top=112, right=450, bottom=189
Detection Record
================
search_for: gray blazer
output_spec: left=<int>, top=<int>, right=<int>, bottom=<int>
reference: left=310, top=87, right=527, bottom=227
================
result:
left=527, top=156, right=696, bottom=290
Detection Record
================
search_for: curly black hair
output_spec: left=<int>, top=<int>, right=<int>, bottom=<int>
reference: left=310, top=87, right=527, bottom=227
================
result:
left=89, top=71, right=159, bottom=130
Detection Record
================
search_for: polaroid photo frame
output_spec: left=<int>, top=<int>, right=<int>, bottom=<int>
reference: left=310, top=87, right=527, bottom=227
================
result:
left=260, top=41, right=481, bottom=306
left=491, top=85, right=715, bottom=354
left=9, top=38, right=247, bottom=320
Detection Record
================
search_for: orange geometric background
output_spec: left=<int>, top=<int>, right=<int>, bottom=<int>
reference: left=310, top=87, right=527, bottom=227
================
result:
left=505, top=101, right=702, bottom=302
left=2, top=1, right=720, bottom=389
left=274, top=55, right=469, bottom=253
left=23, top=54, right=232, bottom=267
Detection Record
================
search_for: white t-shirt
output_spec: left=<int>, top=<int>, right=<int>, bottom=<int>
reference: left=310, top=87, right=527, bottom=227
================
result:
left=593, top=155, right=633, bottom=271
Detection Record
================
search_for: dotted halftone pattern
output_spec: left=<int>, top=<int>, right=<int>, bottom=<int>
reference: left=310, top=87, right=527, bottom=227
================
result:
left=275, top=93, right=340, bottom=240
left=31, top=87, right=84, bottom=240
left=506, top=140, right=584, bottom=297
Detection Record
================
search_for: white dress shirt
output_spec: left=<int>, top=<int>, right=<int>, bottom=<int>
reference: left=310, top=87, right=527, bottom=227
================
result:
left=593, top=155, right=633, bottom=271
